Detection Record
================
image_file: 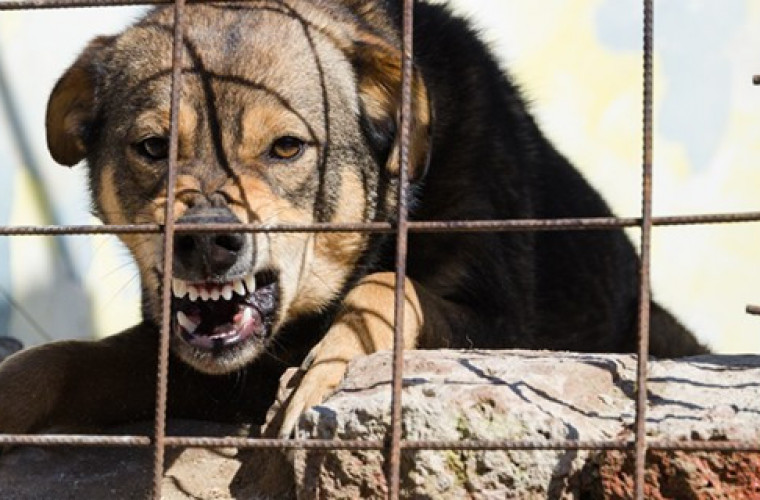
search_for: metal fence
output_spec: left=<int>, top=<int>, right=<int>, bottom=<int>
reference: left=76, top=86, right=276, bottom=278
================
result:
left=0, top=1, right=759, bottom=499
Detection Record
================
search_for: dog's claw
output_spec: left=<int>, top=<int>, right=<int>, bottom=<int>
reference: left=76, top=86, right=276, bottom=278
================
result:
left=277, top=350, right=349, bottom=438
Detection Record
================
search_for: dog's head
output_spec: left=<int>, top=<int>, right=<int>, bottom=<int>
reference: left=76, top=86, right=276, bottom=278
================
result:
left=44, top=3, right=430, bottom=374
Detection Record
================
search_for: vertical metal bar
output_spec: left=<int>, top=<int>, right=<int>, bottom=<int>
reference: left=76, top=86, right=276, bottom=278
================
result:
left=388, top=0, right=414, bottom=497
left=634, top=0, right=654, bottom=498
left=152, top=0, right=185, bottom=497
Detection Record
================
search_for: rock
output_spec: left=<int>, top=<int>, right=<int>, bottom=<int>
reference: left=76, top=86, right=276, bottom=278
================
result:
left=293, top=350, right=760, bottom=499
left=1, top=350, right=760, bottom=498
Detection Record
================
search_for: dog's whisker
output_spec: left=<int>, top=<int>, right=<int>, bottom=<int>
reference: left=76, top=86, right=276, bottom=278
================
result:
left=99, top=272, right=142, bottom=315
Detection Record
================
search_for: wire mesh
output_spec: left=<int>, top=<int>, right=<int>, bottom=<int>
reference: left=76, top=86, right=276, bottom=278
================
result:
left=0, top=0, right=758, bottom=498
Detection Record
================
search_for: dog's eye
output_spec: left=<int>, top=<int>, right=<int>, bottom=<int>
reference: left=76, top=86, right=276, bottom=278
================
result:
left=136, top=137, right=169, bottom=161
left=269, top=136, right=305, bottom=161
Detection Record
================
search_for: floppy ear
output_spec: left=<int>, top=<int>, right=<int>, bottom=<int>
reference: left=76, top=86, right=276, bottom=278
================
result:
left=352, top=36, right=432, bottom=182
left=46, top=36, right=114, bottom=167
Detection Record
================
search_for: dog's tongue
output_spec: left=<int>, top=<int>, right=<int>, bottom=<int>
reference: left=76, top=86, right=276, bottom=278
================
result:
left=177, top=300, right=262, bottom=351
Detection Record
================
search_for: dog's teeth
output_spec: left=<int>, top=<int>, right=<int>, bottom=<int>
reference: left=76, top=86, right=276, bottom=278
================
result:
left=233, top=279, right=246, bottom=296
left=172, top=279, right=188, bottom=298
left=222, top=285, right=233, bottom=301
left=176, top=311, right=198, bottom=334
left=242, top=307, right=253, bottom=323
left=200, top=288, right=210, bottom=301
left=188, top=286, right=199, bottom=302
left=210, top=288, right=221, bottom=301
left=244, top=274, right=256, bottom=293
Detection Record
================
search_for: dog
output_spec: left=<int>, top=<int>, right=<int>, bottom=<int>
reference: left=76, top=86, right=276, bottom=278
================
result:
left=0, top=0, right=708, bottom=439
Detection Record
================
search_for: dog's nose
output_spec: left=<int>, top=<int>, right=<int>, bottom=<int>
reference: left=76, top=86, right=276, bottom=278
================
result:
left=175, top=232, right=245, bottom=275
left=173, top=209, right=249, bottom=277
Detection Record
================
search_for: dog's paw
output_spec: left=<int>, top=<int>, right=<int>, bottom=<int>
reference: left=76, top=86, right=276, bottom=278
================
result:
left=276, top=348, right=349, bottom=438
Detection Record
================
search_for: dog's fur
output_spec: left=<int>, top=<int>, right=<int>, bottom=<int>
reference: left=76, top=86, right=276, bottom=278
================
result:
left=0, top=0, right=708, bottom=437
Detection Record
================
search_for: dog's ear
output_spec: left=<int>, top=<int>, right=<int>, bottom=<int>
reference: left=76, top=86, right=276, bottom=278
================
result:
left=46, top=36, right=114, bottom=167
left=352, top=36, right=432, bottom=182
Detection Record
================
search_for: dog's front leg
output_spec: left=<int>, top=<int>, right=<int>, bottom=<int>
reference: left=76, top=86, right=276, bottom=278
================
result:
left=0, top=323, right=158, bottom=435
left=276, top=272, right=426, bottom=437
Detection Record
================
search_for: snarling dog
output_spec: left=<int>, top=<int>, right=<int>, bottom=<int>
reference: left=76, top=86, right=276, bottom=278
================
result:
left=0, top=1, right=708, bottom=438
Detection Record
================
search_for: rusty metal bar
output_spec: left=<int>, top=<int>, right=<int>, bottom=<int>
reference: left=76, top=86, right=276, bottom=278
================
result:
left=634, top=0, right=654, bottom=497
left=387, top=0, right=414, bottom=497
left=0, top=0, right=258, bottom=10
left=5, top=434, right=760, bottom=454
left=158, top=437, right=760, bottom=453
left=0, top=0, right=166, bottom=10
left=747, top=305, right=760, bottom=316
left=0, top=0, right=158, bottom=9
left=0, top=435, right=152, bottom=446
left=0, top=211, right=757, bottom=237
left=151, top=0, right=184, bottom=496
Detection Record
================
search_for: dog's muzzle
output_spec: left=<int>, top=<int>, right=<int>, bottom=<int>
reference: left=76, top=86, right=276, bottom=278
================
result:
left=169, top=207, right=278, bottom=354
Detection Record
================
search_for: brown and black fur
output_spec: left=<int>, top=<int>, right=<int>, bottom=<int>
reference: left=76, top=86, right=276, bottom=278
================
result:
left=0, top=0, right=707, bottom=438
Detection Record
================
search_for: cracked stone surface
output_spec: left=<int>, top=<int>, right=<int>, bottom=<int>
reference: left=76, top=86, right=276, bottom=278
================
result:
left=1, top=350, right=759, bottom=499
left=294, top=351, right=760, bottom=499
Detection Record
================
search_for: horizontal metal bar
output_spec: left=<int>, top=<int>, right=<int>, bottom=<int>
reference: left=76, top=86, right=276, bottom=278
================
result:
left=3, top=434, right=760, bottom=453
left=0, top=0, right=168, bottom=10
left=404, top=440, right=760, bottom=452
left=747, top=305, right=760, bottom=316
left=0, top=0, right=249, bottom=10
left=163, top=437, right=386, bottom=450
left=158, top=438, right=760, bottom=453
left=0, top=211, right=758, bottom=237
left=0, top=434, right=151, bottom=446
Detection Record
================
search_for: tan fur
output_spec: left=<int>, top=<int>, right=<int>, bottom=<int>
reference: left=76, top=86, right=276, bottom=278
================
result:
left=354, top=34, right=431, bottom=179
left=98, top=168, right=163, bottom=308
left=45, top=36, right=114, bottom=166
left=274, top=272, right=423, bottom=434
left=151, top=175, right=204, bottom=224
left=301, top=171, right=367, bottom=315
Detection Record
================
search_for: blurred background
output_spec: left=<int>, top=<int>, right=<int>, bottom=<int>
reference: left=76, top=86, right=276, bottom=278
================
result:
left=0, top=0, right=757, bottom=352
